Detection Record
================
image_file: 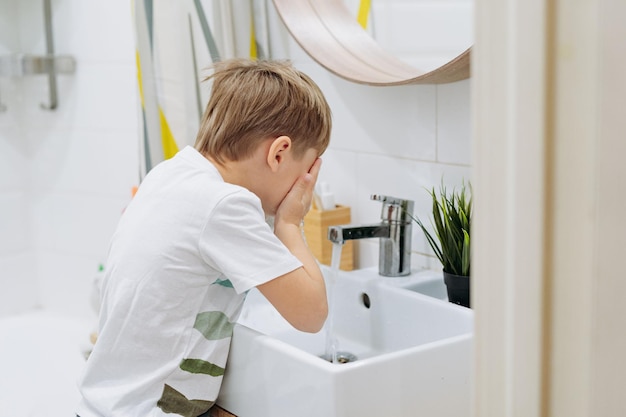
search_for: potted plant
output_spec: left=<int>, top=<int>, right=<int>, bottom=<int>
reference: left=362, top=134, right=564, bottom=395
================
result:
left=408, top=182, right=472, bottom=307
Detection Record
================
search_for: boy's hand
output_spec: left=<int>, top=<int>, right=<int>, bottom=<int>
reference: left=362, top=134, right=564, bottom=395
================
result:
left=275, top=158, right=322, bottom=227
left=259, top=156, right=328, bottom=333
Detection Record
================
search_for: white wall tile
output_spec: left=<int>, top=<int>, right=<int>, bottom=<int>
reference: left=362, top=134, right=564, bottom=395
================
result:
left=0, top=79, right=22, bottom=128
left=30, top=192, right=130, bottom=257
left=0, top=0, right=139, bottom=318
left=437, top=80, right=471, bottom=165
left=0, top=0, right=19, bottom=53
left=0, top=252, right=38, bottom=317
left=28, top=128, right=139, bottom=196
left=0, top=193, right=30, bottom=254
left=17, top=62, right=138, bottom=131
left=296, top=62, right=438, bottom=161
left=36, top=251, right=100, bottom=319
left=16, top=0, right=135, bottom=63
left=53, top=0, right=136, bottom=63
left=0, top=126, right=27, bottom=190
left=317, top=148, right=359, bottom=209
left=337, top=82, right=437, bottom=161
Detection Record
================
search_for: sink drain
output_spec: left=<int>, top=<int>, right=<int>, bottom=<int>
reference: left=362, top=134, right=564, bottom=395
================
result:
left=320, top=351, right=358, bottom=364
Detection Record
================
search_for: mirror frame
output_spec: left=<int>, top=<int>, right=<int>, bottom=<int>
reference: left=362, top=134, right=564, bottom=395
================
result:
left=273, top=0, right=471, bottom=85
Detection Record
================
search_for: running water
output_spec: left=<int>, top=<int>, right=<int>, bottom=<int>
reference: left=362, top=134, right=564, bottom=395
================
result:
left=324, top=242, right=343, bottom=364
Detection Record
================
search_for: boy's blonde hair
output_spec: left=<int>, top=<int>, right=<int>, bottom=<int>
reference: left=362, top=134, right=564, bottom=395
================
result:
left=194, top=59, right=332, bottom=163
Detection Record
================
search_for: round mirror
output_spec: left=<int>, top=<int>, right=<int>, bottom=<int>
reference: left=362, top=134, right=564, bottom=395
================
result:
left=273, top=0, right=472, bottom=85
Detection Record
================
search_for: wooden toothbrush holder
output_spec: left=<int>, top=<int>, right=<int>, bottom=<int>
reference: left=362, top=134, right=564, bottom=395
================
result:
left=303, top=205, right=354, bottom=271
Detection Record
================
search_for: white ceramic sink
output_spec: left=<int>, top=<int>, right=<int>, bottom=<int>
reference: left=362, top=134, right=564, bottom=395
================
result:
left=354, top=267, right=450, bottom=301
left=216, top=267, right=473, bottom=417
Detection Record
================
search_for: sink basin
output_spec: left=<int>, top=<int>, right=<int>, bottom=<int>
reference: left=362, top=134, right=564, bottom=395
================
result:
left=216, top=267, right=473, bottom=417
left=354, top=267, right=450, bottom=301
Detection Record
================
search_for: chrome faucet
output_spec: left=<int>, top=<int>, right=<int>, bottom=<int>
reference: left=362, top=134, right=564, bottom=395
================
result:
left=328, top=195, right=414, bottom=277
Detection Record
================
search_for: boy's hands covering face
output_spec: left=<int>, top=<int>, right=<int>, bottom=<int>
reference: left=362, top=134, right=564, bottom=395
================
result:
left=275, top=158, right=322, bottom=227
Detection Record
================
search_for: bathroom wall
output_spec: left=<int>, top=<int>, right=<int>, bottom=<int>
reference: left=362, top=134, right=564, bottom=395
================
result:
left=0, top=1, right=470, bottom=319
left=264, top=6, right=472, bottom=271
left=300, top=64, right=471, bottom=271
left=0, top=0, right=139, bottom=318
left=0, top=0, right=35, bottom=316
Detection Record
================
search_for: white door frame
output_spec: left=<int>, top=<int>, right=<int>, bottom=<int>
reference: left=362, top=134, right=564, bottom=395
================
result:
left=472, top=0, right=626, bottom=416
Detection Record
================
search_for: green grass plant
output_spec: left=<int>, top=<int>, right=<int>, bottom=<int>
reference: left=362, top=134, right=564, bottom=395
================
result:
left=408, top=182, right=472, bottom=276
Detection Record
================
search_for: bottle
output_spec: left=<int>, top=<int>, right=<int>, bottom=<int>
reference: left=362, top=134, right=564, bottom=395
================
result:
left=316, top=182, right=335, bottom=211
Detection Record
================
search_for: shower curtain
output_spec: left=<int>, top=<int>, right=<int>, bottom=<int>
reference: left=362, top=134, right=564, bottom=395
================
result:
left=133, top=0, right=271, bottom=178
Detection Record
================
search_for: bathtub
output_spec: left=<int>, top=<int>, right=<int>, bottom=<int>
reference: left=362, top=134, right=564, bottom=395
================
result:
left=0, top=311, right=92, bottom=417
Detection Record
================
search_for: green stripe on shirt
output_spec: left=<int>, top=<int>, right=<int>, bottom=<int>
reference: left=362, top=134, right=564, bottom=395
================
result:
left=193, top=311, right=234, bottom=340
left=179, top=358, right=225, bottom=377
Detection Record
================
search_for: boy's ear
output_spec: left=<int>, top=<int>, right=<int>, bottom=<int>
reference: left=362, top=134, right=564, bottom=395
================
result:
left=267, top=135, right=292, bottom=172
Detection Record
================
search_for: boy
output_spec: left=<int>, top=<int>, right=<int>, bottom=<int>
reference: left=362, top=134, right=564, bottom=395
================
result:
left=77, top=59, right=331, bottom=417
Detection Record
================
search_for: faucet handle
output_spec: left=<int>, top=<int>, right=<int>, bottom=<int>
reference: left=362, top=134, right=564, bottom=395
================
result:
left=370, top=194, right=415, bottom=223
left=370, top=194, right=410, bottom=205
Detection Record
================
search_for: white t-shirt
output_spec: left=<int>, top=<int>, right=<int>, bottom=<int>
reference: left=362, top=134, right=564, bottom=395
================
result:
left=77, top=146, right=302, bottom=417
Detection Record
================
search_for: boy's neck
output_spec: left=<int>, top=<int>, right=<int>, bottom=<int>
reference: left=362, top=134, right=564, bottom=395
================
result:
left=203, top=149, right=269, bottom=193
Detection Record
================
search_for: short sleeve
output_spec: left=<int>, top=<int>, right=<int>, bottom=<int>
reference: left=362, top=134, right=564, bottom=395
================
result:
left=199, top=190, right=303, bottom=294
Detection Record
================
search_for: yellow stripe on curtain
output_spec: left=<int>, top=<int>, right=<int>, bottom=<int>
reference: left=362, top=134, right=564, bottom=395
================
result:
left=357, top=0, right=371, bottom=29
left=137, top=49, right=178, bottom=161
left=159, top=107, right=179, bottom=160
left=249, top=18, right=257, bottom=59
left=136, top=50, right=145, bottom=107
